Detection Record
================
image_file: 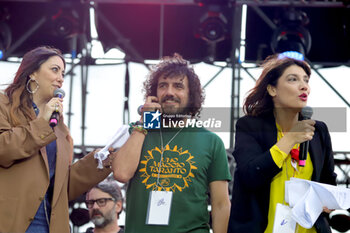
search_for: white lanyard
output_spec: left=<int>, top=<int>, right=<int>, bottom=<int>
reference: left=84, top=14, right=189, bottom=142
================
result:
left=156, top=127, right=183, bottom=190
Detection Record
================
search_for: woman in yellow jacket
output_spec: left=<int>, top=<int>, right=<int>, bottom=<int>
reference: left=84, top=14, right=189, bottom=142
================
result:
left=228, top=55, right=336, bottom=233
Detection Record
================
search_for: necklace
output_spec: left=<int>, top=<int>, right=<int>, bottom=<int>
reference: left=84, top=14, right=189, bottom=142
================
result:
left=159, top=127, right=184, bottom=151
left=155, top=126, right=184, bottom=189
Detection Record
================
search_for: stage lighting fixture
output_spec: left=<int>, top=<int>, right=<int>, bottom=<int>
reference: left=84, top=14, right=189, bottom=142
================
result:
left=0, top=21, right=11, bottom=59
left=342, top=0, right=350, bottom=6
left=271, top=9, right=311, bottom=60
left=0, top=1, right=88, bottom=59
left=51, top=9, right=80, bottom=38
left=196, top=11, right=228, bottom=43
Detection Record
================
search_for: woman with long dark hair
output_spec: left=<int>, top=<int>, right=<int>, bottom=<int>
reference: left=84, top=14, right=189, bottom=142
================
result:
left=228, top=55, right=336, bottom=233
left=0, top=46, right=111, bottom=233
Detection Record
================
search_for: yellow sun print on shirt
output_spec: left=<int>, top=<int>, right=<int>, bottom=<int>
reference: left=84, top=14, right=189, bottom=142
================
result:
left=139, top=145, right=197, bottom=192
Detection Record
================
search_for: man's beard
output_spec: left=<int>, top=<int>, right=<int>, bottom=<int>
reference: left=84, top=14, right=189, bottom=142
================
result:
left=161, top=96, right=191, bottom=118
left=162, top=106, right=189, bottom=116
left=90, top=208, right=116, bottom=228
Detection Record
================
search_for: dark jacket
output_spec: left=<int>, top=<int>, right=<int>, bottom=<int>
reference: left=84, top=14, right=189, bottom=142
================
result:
left=228, top=113, right=337, bottom=233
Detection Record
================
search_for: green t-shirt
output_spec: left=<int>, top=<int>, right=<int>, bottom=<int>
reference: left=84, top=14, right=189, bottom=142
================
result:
left=125, top=127, right=231, bottom=233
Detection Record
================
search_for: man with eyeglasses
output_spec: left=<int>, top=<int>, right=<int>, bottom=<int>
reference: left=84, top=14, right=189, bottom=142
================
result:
left=85, top=179, right=124, bottom=233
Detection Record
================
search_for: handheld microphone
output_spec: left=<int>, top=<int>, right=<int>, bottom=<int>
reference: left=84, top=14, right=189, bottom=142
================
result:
left=137, top=105, right=143, bottom=115
left=49, top=88, right=65, bottom=127
left=299, top=106, right=313, bottom=167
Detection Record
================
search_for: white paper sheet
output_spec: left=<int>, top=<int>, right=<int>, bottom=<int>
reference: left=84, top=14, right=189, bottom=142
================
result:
left=286, top=178, right=350, bottom=229
left=285, top=179, right=310, bottom=206
left=94, top=125, right=130, bottom=169
left=273, top=203, right=297, bottom=233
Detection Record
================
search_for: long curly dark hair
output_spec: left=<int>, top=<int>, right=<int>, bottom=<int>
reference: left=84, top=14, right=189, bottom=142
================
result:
left=4, top=46, right=65, bottom=126
left=244, top=54, right=311, bottom=117
left=143, top=53, right=204, bottom=117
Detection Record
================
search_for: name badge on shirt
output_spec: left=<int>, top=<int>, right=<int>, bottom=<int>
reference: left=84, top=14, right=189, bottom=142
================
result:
left=146, top=191, right=173, bottom=225
left=272, top=203, right=296, bottom=233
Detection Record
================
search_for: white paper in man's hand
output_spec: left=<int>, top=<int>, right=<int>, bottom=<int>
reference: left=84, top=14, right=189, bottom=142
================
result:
left=94, top=125, right=130, bottom=169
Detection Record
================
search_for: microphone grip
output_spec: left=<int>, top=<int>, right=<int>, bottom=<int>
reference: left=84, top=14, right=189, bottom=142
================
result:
left=299, top=141, right=309, bottom=167
left=298, top=106, right=313, bottom=167
left=137, top=105, right=143, bottom=115
left=49, top=111, right=60, bottom=127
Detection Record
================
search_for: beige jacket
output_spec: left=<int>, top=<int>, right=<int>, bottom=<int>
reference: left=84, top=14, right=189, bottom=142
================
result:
left=0, top=94, right=111, bottom=233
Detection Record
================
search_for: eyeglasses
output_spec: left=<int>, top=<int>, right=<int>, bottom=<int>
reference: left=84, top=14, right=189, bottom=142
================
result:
left=85, top=198, right=115, bottom=209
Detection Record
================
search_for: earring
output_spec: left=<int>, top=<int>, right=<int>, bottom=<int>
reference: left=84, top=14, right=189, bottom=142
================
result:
left=26, top=78, right=39, bottom=94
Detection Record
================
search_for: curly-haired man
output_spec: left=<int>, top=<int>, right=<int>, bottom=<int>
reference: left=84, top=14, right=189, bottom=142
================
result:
left=111, top=53, right=231, bottom=233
